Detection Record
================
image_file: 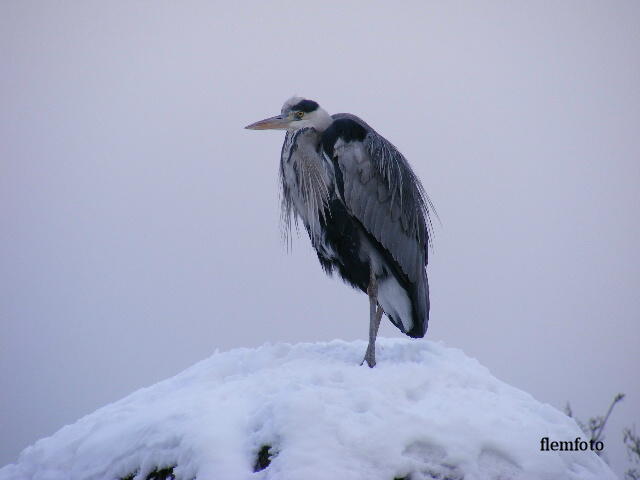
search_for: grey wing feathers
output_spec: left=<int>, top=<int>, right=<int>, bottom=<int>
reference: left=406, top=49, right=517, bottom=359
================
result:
left=328, top=114, right=435, bottom=283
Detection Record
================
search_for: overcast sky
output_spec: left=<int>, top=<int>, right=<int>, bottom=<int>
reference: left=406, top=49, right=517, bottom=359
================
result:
left=1, top=1, right=639, bottom=476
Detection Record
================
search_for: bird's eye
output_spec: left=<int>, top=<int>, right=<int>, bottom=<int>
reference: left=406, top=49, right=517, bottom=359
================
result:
left=295, top=111, right=304, bottom=119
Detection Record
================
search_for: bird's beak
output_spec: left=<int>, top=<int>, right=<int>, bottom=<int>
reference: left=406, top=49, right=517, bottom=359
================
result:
left=245, top=114, right=290, bottom=130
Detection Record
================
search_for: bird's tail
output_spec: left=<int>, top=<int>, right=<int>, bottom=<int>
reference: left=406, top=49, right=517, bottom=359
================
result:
left=405, top=268, right=429, bottom=338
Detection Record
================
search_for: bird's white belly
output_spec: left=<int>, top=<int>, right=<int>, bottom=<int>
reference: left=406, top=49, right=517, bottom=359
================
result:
left=377, top=275, right=413, bottom=333
left=355, top=228, right=413, bottom=332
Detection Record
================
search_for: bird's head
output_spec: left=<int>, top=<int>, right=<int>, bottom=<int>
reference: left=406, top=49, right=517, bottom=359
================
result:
left=245, top=97, right=332, bottom=132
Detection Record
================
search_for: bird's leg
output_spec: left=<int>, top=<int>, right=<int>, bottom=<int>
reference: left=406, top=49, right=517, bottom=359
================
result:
left=361, top=273, right=384, bottom=368
left=365, top=305, right=384, bottom=367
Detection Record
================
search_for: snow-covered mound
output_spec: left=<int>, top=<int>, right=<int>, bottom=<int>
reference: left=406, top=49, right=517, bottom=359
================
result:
left=1, top=339, right=615, bottom=480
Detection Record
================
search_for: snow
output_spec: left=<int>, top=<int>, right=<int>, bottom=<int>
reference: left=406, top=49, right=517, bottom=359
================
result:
left=0, top=339, right=616, bottom=480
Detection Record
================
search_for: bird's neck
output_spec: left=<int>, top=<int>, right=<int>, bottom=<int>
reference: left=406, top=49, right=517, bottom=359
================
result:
left=294, top=127, right=323, bottom=148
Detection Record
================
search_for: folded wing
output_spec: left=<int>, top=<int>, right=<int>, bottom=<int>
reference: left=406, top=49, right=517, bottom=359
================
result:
left=322, top=114, right=434, bottom=337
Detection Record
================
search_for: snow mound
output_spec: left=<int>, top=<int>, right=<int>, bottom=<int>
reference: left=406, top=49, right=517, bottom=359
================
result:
left=1, top=339, right=615, bottom=480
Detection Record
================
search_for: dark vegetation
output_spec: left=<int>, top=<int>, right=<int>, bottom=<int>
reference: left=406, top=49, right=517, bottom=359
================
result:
left=121, top=465, right=176, bottom=480
left=253, top=444, right=275, bottom=472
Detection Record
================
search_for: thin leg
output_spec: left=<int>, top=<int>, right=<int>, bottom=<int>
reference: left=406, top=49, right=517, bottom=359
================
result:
left=361, top=273, right=384, bottom=368
left=361, top=304, right=383, bottom=368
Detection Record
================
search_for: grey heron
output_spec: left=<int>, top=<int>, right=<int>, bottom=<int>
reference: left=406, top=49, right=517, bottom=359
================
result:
left=246, top=97, right=435, bottom=367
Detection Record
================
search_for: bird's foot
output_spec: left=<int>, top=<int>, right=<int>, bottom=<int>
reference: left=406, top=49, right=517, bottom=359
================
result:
left=360, top=347, right=376, bottom=368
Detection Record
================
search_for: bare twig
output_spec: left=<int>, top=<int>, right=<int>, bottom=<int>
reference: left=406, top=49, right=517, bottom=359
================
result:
left=593, top=393, right=626, bottom=443
left=565, top=393, right=625, bottom=458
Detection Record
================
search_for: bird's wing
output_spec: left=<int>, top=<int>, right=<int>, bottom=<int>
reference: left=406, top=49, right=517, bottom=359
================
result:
left=322, top=114, right=433, bottom=283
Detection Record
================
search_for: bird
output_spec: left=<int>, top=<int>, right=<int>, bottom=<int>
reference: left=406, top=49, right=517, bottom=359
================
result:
left=245, top=97, right=436, bottom=367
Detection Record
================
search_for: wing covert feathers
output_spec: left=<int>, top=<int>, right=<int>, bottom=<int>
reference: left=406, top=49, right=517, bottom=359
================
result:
left=322, top=114, right=433, bottom=283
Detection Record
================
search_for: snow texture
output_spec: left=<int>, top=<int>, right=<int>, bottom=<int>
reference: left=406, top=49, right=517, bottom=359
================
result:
left=0, top=339, right=616, bottom=480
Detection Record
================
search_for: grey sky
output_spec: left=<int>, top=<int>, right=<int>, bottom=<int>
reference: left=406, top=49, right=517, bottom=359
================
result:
left=1, top=1, right=638, bottom=476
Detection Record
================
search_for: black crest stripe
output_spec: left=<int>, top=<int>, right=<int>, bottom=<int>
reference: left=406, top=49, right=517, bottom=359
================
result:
left=291, top=99, right=319, bottom=113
